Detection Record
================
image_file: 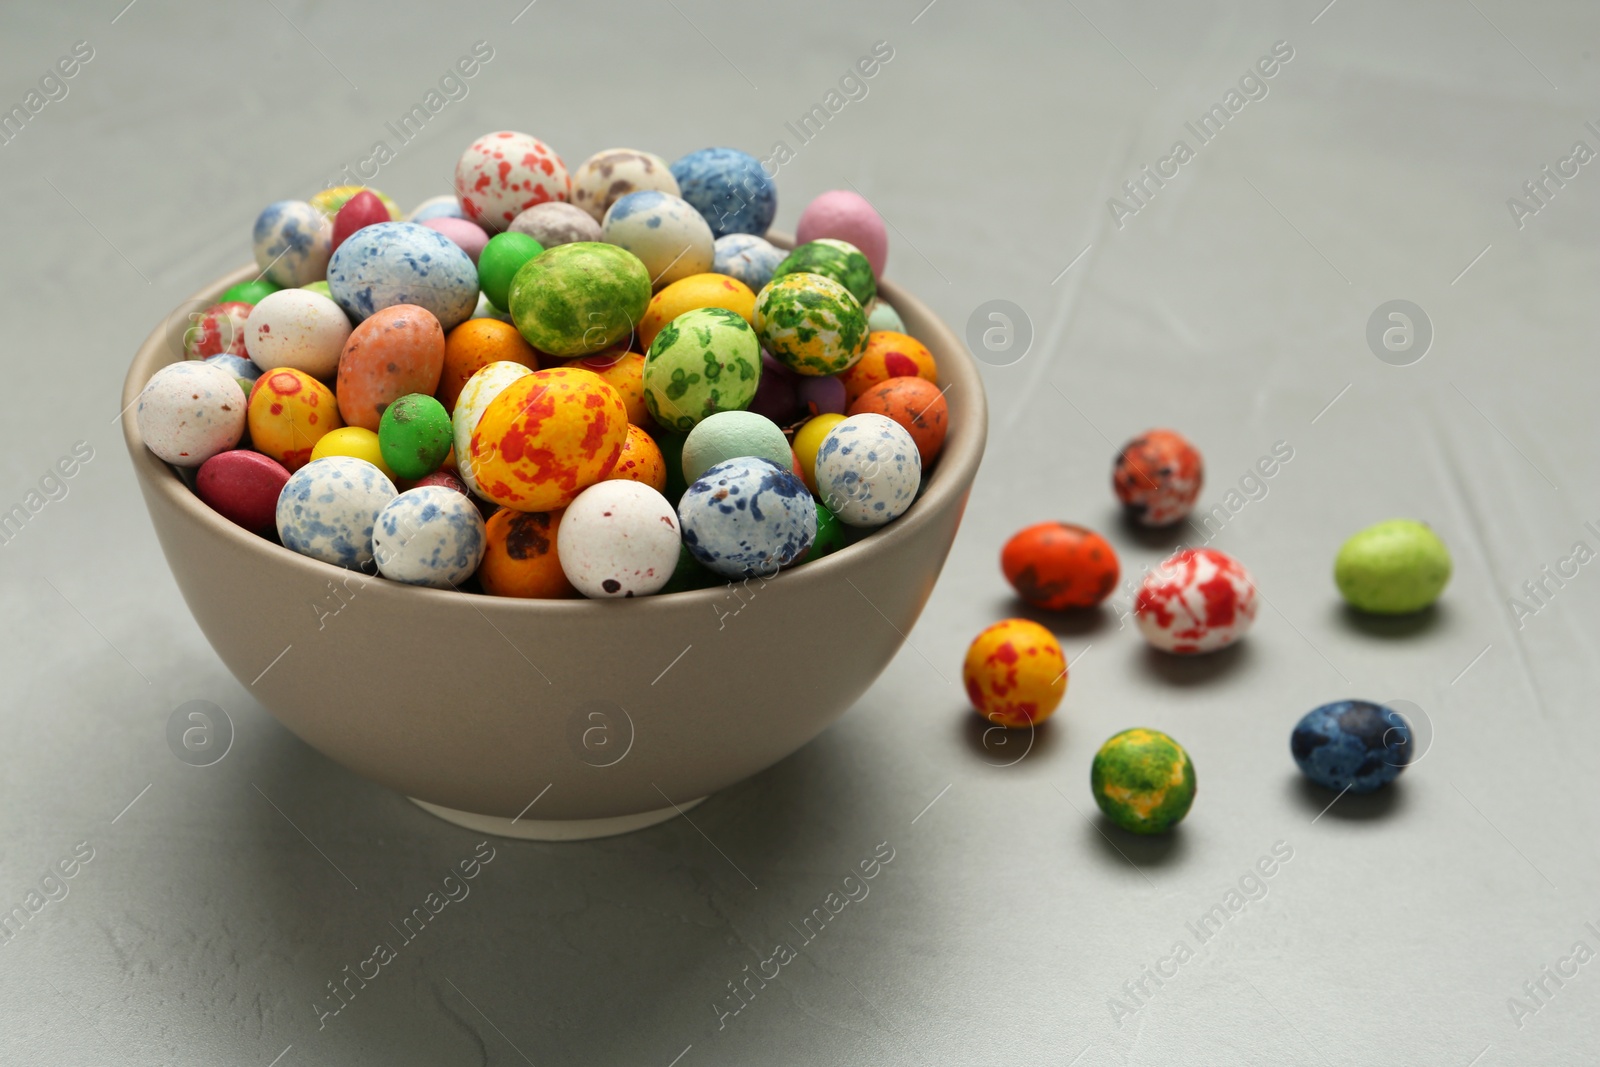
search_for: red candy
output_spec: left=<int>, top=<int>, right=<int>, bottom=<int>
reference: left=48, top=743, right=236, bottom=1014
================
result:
left=414, top=468, right=470, bottom=496
left=1001, top=523, right=1120, bottom=610
left=195, top=450, right=291, bottom=532
left=1113, top=429, right=1203, bottom=527
left=331, top=191, right=392, bottom=255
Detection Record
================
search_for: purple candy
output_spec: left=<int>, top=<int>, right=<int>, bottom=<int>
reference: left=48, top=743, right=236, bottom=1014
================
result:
left=749, top=352, right=797, bottom=425
left=796, top=373, right=846, bottom=417
left=421, top=217, right=490, bottom=264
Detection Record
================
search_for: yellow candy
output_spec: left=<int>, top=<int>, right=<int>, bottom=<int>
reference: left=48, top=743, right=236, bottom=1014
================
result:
left=311, top=426, right=397, bottom=482
left=468, top=366, right=629, bottom=511
left=793, top=412, right=845, bottom=494
left=963, top=619, right=1067, bottom=729
left=309, top=185, right=402, bottom=221
left=247, top=368, right=342, bottom=471
left=637, top=273, right=756, bottom=351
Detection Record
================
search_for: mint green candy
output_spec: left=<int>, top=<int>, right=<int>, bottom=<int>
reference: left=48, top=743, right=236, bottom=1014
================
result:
left=681, top=410, right=790, bottom=484
left=478, top=232, right=544, bottom=312
left=378, top=393, right=453, bottom=480
left=1335, top=519, right=1452, bottom=614
left=220, top=278, right=281, bottom=305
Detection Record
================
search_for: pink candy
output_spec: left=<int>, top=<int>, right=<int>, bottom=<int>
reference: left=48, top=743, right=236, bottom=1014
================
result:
left=796, top=190, right=888, bottom=278
left=421, top=217, right=490, bottom=264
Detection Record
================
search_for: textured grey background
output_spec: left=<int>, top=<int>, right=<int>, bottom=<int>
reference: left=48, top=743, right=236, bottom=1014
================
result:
left=2, top=1, right=1598, bottom=1064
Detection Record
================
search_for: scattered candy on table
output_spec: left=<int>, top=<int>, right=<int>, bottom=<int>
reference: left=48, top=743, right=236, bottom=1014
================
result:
left=1334, top=519, right=1452, bottom=614
left=1113, top=428, right=1204, bottom=527
left=1001, top=522, right=1120, bottom=610
left=1134, top=547, right=1258, bottom=654
left=1291, top=700, right=1412, bottom=793
left=963, top=618, right=1067, bottom=729
left=1091, top=728, right=1196, bottom=835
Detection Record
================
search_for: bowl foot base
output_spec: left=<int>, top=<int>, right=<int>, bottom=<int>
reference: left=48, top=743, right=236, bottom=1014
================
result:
left=408, top=795, right=708, bottom=841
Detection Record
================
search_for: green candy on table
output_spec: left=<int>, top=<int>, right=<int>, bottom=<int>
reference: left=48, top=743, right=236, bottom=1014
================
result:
left=478, top=232, right=544, bottom=312
left=1091, top=728, right=1196, bottom=835
left=771, top=238, right=877, bottom=308
left=1335, top=518, right=1451, bottom=614
left=642, top=307, right=760, bottom=432
left=378, top=394, right=453, bottom=480
left=219, top=278, right=281, bottom=305
left=507, top=241, right=648, bottom=358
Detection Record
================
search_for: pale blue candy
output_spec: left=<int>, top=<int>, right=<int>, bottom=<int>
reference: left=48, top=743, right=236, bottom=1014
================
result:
left=670, top=148, right=776, bottom=238
left=408, top=194, right=465, bottom=223
left=814, top=413, right=921, bottom=528
left=276, top=457, right=397, bottom=570
left=372, top=486, right=486, bottom=589
left=677, top=457, right=815, bottom=579
left=713, top=234, right=784, bottom=292
left=252, top=200, right=333, bottom=288
left=203, top=353, right=263, bottom=386
left=866, top=299, right=905, bottom=334
left=327, top=222, right=479, bottom=330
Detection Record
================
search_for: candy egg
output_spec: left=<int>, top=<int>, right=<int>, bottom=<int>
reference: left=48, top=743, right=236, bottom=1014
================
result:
left=183, top=301, right=252, bottom=359
left=771, top=238, right=877, bottom=308
left=509, top=201, right=601, bottom=247
left=472, top=295, right=514, bottom=324
left=439, top=318, right=540, bottom=412
left=479, top=508, right=576, bottom=598
left=477, top=232, right=545, bottom=312
left=558, top=480, right=681, bottom=598
left=963, top=618, right=1066, bottom=728
left=378, top=394, right=453, bottom=480
left=310, top=185, right=401, bottom=221
left=1334, top=519, right=1452, bottom=614
left=1091, top=729, right=1196, bottom=835
left=407, top=194, right=464, bottom=223
left=420, top=216, right=491, bottom=264
left=748, top=352, right=798, bottom=425
left=604, top=423, right=668, bottom=492
left=642, top=307, right=761, bottom=432
left=507, top=241, right=650, bottom=357
left=252, top=200, right=333, bottom=288
left=792, top=412, right=845, bottom=493
left=677, top=457, right=816, bottom=579
left=839, top=330, right=937, bottom=403
left=454, top=130, right=570, bottom=231
left=1291, top=700, right=1412, bottom=793
left=372, top=486, right=487, bottom=588
left=570, top=148, right=681, bottom=222
left=276, top=456, right=398, bottom=569
left=414, top=467, right=470, bottom=497
left=568, top=348, right=649, bottom=426
left=796, top=190, right=888, bottom=278
left=204, top=353, right=264, bottom=395
left=196, top=449, right=290, bottom=532
left=601, top=191, right=715, bottom=289
left=755, top=273, right=868, bottom=376
left=327, top=222, right=479, bottom=331
left=1135, top=547, right=1258, bottom=654
left=682, top=410, right=791, bottom=484
left=638, top=273, right=756, bottom=352
left=468, top=366, right=628, bottom=511
left=796, top=373, right=847, bottom=418
left=310, top=425, right=396, bottom=481
left=452, top=361, right=534, bottom=498
left=814, top=413, right=921, bottom=528
left=801, top=499, right=846, bottom=563
left=220, top=279, right=280, bottom=305
left=712, top=233, right=785, bottom=292
left=137, top=361, right=247, bottom=467
left=248, top=368, right=343, bottom=470
left=330, top=190, right=392, bottom=255
left=336, top=304, right=446, bottom=431
left=866, top=299, right=905, bottom=333
left=1001, top=522, right=1120, bottom=610
left=1113, top=429, right=1204, bottom=527
left=847, top=376, right=947, bottom=466
left=670, top=147, right=777, bottom=238
left=244, top=288, right=352, bottom=379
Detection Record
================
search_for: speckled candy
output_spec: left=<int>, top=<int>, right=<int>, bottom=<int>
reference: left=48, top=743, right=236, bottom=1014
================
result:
left=137, top=361, right=247, bottom=467
left=1091, top=729, right=1196, bottom=835
left=509, top=202, right=601, bottom=248
left=793, top=413, right=845, bottom=493
left=252, top=200, right=333, bottom=288
left=570, top=148, right=681, bottom=222
left=1292, top=700, right=1412, bottom=793
left=454, top=131, right=570, bottom=231
left=1334, top=519, right=1452, bottom=614
left=336, top=304, right=446, bottom=431
left=310, top=186, right=401, bottom=221
left=601, top=192, right=715, bottom=290
left=569, top=348, right=649, bottom=427
left=638, top=273, right=756, bottom=352
left=248, top=368, right=343, bottom=471
left=772, top=239, right=877, bottom=308
left=479, top=508, right=576, bottom=598
left=642, top=307, right=760, bottom=432
left=1001, top=522, right=1120, bottom=610
left=848, top=376, right=947, bottom=466
left=275, top=456, right=397, bottom=569
left=755, top=273, right=868, bottom=377
left=372, top=486, right=486, bottom=588
left=452, top=361, right=533, bottom=498
left=184, top=301, right=251, bottom=359
left=813, top=413, right=921, bottom=528
left=558, top=480, right=681, bottom=598
left=677, top=457, right=816, bottom=579
left=195, top=449, right=291, bottom=532
left=407, top=194, right=464, bottom=223
left=468, top=366, right=628, bottom=511
left=795, top=190, right=888, bottom=278
left=330, top=190, right=392, bottom=255
left=327, top=222, right=479, bottom=331
left=244, top=288, right=352, bottom=379
left=962, top=618, right=1067, bottom=729
left=605, top=423, right=668, bottom=492
left=204, top=353, right=263, bottom=392
left=507, top=242, right=650, bottom=358
left=713, top=234, right=785, bottom=292
left=379, top=394, right=453, bottom=480
left=670, top=148, right=777, bottom=238
left=1114, top=429, right=1204, bottom=527
left=682, top=410, right=791, bottom=484
left=1135, top=547, right=1258, bottom=654
left=839, top=330, right=937, bottom=403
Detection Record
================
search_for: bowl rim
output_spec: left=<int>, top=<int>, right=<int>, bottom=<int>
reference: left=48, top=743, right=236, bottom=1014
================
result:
left=120, top=230, right=989, bottom=616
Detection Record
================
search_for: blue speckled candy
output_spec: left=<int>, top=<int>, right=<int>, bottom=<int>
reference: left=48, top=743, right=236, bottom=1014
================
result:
left=372, top=486, right=486, bottom=588
left=203, top=353, right=263, bottom=388
left=252, top=200, right=333, bottom=288
left=713, top=234, right=785, bottom=291
left=408, top=195, right=466, bottom=223
left=275, top=457, right=398, bottom=570
left=327, top=222, right=479, bottom=331
left=813, top=413, right=921, bottom=528
left=677, top=457, right=816, bottom=579
left=670, top=148, right=777, bottom=238
left=1291, top=700, right=1412, bottom=793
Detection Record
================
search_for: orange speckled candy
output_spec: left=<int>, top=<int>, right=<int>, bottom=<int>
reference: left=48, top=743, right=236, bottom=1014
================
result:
left=439, top=319, right=540, bottom=412
left=247, top=368, right=343, bottom=471
left=637, top=273, right=756, bottom=351
left=839, top=330, right=937, bottom=403
left=567, top=346, right=651, bottom=427
left=847, top=376, right=948, bottom=466
left=1002, top=523, right=1121, bottom=610
left=478, top=508, right=577, bottom=598
left=337, top=304, right=446, bottom=431
left=604, top=423, right=668, bottom=492
left=962, top=618, right=1067, bottom=729
left=468, top=366, right=628, bottom=511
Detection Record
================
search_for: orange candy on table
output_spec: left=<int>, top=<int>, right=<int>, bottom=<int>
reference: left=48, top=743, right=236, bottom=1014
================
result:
left=838, top=330, right=937, bottom=403
left=246, top=368, right=342, bottom=471
left=637, top=273, right=757, bottom=352
left=1001, top=523, right=1121, bottom=610
left=963, top=618, right=1067, bottom=729
left=467, top=366, right=629, bottom=511
left=847, top=376, right=947, bottom=466
left=567, top=346, right=651, bottom=427
left=438, top=319, right=540, bottom=413
left=478, top=508, right=576, bottom=599
left=336, top=304, right=446, bottom=431
left=604, top=424, right=668, bottom=492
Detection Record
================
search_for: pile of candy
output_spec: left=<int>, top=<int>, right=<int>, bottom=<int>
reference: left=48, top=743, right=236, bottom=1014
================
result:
left=135, top=134, right=949, bottom=598
left=966, top=428, right=1452, bottom=833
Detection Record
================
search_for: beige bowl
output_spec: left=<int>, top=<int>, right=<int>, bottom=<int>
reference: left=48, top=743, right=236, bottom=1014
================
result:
left=122, top=240, right=987, bottom=839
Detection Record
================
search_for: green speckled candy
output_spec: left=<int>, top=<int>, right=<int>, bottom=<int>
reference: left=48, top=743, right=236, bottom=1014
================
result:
left=755, top=272, right=868, bottom=377
left=1091, top=728, right=1196, bottom=835
left=220, top=278, right=281, bottom=305
left=643, top=307, right=760, bottom=432
left=378, top=393, right=452, bottom=480
left=1335, top=518, right=1452, bottom=614
left=507, top=242, right=649, bottom=358
left=771, top=238, right=877, bottom=308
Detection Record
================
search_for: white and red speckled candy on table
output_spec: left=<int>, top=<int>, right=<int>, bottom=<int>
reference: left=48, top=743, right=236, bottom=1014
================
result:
left=1134, top=547, right=1259, bottom=655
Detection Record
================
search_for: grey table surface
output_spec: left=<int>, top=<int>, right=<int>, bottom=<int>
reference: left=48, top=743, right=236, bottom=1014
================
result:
left=3, top=1, right=1598, bottom=1064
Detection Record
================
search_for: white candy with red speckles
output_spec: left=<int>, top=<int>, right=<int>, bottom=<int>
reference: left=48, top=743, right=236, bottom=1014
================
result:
left=1134, top=547, right=1259, bottom=654
left=244, top=288, right=351, bottom=379
left=558, top=481, right=681, bottom=598
left=453, top=131, right=570, bottom=232
left=136, top=361, right=247, bottom=468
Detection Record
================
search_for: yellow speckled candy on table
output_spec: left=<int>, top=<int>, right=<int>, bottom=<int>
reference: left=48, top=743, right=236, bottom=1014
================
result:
left=247, top=368, right=343, bottom=472
left=637, top=273, right=756, bottom=351
left=962, top=618, right=1067, bottom=729
left=792, top=412, right=845, bottom=493
left=468, top=366, right=629, bottom=511
left=311, top=425, right=397, bottom=482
